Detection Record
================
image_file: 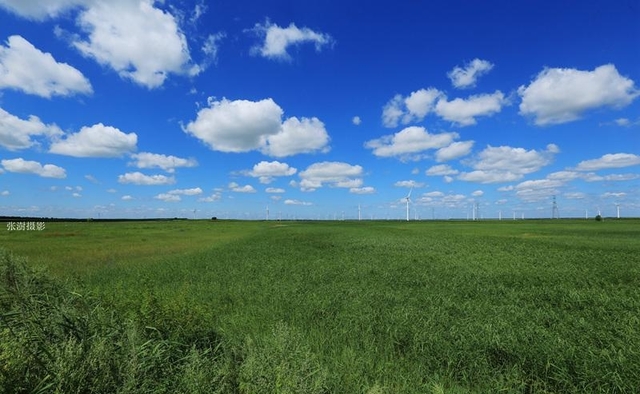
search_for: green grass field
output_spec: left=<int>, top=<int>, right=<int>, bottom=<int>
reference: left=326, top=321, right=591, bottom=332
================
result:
left=2, top=219, right=640, bottom=393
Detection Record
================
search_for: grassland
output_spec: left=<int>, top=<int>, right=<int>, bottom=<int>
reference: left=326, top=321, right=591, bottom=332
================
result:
left=1, top=219, right=640, bottom=393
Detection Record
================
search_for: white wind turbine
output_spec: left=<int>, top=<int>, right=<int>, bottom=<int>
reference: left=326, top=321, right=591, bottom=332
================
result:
left=404, top=187, right=413, bottom=221
left=616, top=203, right=620, bottom=219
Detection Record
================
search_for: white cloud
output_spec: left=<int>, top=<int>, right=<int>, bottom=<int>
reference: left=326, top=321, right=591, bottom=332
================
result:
left=471, top=190, right=484, bottom=197
left=71, top=0, right=196, bottom=88
left=0, top=0, right=88, bottom=20
left=601, top=174, right=640, bottom=182
left=249, top=161, right=297, bottom=184
left=381, top=89, right=442, bottom=127
left=404, top=88, right=443, bottom=120
left=1, top=158, right=66, bottom=178
left=129, top=152, right=197, bottom=173
left=0, top=107, right=63, bottom=150
left=515, top=179, right=563, bottom=202
left=382, top=88, right=504, bottom=127
left=394, top=180, right=423, bottom=188
left=118, top=172, right=175, bottom=185
left=185, top=98, right=330, bottom=157
left=458, top=144, right=558, bottom=184
left=249, top=19, right=334, bottom=61
left=155, top=193, right=181, bottom=202
left=434, top=91, right=505, bottom=126
left=1, top=190, right=9, bottom=196
left=0, top=35, right=92, bottom=97
left=350, top=186, right=375, bottom=194
left=199, top=192, right=222, bottom=202
left=458, top=170, right=522, bottom=184
left=381, top=94, right=404, bottom=128
left=435, top=140, right=474, bottom=162
left=575, top=153, right=640, bottom=171
left=284, top=199, right=312, bottom=206
left=262, top=117, right=330, bottom=157
left=298, top=161, right=363, bottom=192
left=426, top=164, right=459, bottom=176
left=447, top=58, right=494, bottom=89
left=202, top=32, right=225, bottom=63
left=518, top=64, right=638, bottom=125
left=167, top=187, right=203, bottom=196
left=365, top=126, right=458, bottom=159
left=229, top=182, right=256, bottom=193
left=49, top=123, right=137, bottom=157
left=352, top=116, right=361, bottom=125
left=266, top=187, right=285, bottom=193
left=184, top=98, right=283, bottom=152
left=121, top=195, right=133, bottom=201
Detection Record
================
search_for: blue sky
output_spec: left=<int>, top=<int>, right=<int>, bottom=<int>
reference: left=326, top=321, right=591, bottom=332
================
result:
left=0, top=0, right=638, bottom=220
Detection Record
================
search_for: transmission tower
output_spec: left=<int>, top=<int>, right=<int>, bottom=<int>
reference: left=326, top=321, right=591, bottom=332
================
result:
left=552, top=195, right=559, bottom=219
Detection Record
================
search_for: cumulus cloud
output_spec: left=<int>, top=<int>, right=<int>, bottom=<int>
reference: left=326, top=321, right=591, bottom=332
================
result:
left=129, top=152, right=197, bottom=173
left=434, top=91, right=505, bottom=126
left=382, top=89, right=442, bottom=127
left=249, top=19, right=334, bottom=61
left=49, top=123, right=137, bottom=157
left=166, top=187, right=203, bottom=196
left=298, top=161, right=363, bottom=192
left=364, top=126, right=459, bottom=160
left=350, top=186, right=375, bottom=194
left=199, top=192, right=222, bottom=202
left=518, top=64, right=638, bottom=125
left=0, top=35, right=92, bottom=97
left=71, top=0, right=198, bottom=88
left=263, top=117, right=330, bottom=157
left=249, top=161, right=297, bottom=183
left=458, top=144, right=559, bottom=183
left=155, top=193, right=181, bottom=202
left=447, top=58, right=494, bottom=89
left=284, top=199, right=312, bottom=206
left=0, top=0, right=88, bottom=20
left=381, top=88, right=505, bottom=127
left=184, top=98, right=330, bottom=157
left=184, top=98, right=283, bottom=152
left=426, top=164, right=459, bottom=176
left=515, top=179, right=564, bottom=202
left=352, top=116, right=362, bottom=125
left=435, top=140, right=474, bottom=162
left=266, top=187, right=285, bottom=193
left=229, top=182, right=256, bottom=193
left=394, top=180, right=423, bottom=188
left=1, top=158, right=66, bottom=178
left=118, top=172, right=175, bottom=185
left=575, top=153, right=640, bottom=171
left=0, top=107, right=63, bottom=150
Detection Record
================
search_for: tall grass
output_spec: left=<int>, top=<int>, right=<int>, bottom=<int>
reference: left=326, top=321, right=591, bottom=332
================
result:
left=2, top=220, right=640, bottom=392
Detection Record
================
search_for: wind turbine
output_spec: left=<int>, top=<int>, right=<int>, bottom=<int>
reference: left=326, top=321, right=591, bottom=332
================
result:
left=404, top=187, right=413, bottom=221
left=616, top=203, right=620, bottom=219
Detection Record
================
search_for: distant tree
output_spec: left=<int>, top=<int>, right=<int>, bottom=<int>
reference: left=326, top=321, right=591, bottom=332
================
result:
left=211, top=217, right=217, bottom=221
left=595, top=214, right=603, bottom=222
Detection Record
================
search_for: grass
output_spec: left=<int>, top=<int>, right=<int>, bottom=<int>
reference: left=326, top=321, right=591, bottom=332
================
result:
left=1, top=219, right=640, bottom=392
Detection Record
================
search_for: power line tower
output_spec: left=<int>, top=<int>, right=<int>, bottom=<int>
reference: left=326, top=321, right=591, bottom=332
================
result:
left=552, top=195, right=559, bottom=219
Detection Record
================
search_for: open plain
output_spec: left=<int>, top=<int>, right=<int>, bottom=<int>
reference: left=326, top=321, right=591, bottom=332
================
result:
left=1, top=219, right=639, bottom=393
